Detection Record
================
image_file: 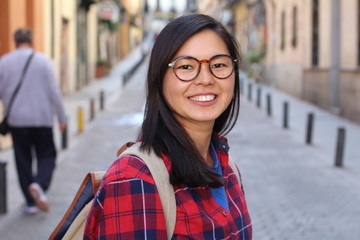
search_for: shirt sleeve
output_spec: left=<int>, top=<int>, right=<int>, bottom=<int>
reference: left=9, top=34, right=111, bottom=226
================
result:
left=42, top=58, right=67, bottom=123
left=84, top=156, right=168, bottom=240
left=0, top=58, right=4, bottom=99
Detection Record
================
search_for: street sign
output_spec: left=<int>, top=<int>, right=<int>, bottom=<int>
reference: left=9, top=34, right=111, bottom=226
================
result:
left=97, top=0, right=119, bottom=23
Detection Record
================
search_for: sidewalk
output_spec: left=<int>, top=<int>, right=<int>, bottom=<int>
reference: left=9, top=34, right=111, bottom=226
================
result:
left=235, top=73, right=360, bottom=239
left=0, top=39, right=152, bottom=229
left=240, top=72, right=360, bottom=174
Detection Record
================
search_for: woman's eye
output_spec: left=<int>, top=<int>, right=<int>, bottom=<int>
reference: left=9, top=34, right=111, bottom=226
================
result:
left=178, top=65, right=193, bottom=70
left=212, top=63, right=226, bottom=68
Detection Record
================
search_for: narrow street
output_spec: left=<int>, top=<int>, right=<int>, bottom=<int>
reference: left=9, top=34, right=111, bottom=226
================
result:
left=1, top=1, right=360, bottom=239
left=0, top=55, right=360, bottom=239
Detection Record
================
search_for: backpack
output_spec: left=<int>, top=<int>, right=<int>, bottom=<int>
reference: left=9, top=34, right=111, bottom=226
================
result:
left=49, top=142, right=241, bottom=240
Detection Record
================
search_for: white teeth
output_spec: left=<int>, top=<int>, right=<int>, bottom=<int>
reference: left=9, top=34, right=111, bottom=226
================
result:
left=189, top=95, right=216, bottom=102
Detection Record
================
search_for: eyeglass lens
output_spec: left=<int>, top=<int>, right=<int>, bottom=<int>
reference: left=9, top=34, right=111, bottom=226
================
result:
left=173, top=55, right=234, bottom=81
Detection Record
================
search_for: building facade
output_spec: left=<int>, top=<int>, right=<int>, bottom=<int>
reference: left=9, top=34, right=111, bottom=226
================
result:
left=0, top=0, right=148, bottom=149
left=0, top=0, right=99, bottom=94
left=230, top=0, right=360, bottom=124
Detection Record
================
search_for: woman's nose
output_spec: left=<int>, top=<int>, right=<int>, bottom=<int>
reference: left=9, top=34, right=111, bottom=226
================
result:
left=193, top=63, right=215, bottom=85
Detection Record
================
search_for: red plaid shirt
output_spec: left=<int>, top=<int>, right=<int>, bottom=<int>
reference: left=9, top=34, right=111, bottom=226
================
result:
left=84, top=135, right=252, bottom=239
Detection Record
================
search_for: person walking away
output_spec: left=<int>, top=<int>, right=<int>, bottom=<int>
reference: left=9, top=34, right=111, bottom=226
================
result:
left=0, top=28, right=67, bottom=214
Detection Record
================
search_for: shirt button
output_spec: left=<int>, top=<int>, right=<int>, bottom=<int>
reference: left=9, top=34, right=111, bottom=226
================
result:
left=222, top=211, right=228, bottom=216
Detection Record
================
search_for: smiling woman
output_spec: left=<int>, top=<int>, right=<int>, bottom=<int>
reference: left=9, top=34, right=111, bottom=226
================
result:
left=84, top=14, right=252, bottom=240
left=162, top=29, right=236, bottom=138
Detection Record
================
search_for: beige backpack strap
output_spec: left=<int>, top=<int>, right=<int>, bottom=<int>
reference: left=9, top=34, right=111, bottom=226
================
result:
left=228, top=156, right=242, bottom=186
left=51, top=171, right=105, bottom=240
left=62, top=200, right=93, bottom=240
left=120, top=142, right=176, bottom=240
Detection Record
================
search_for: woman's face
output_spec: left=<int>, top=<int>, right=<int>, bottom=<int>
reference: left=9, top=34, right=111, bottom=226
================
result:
left=163, top=29, right=235, bottom=130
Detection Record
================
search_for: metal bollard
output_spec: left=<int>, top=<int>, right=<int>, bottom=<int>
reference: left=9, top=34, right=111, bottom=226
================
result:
left=100, top=90, right=105, bottom=111
left=283, top=101, right=289, bottom=129
left=305, top=113, right=314, bottom=144
left=61, top=126, right=68, bottom=150
left=90, top=98, right=95, bottom=121
left=335, top=127, right=346, bottom=167
left=123, top=73, right=130, bottom=86
left=240, top=78, right=244, bottom=95
left=256, top=87, right=261, bottom=108
left=248, top=83, right=252, bottom=101
left=77, top=107, right=84, bottom=133
left=266, top=93, right=272, bottom=116
left=0, top=160, right=7, bottom=214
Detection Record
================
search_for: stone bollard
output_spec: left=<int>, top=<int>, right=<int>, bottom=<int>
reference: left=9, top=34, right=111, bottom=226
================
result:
left=248, top=83, right=252, bottom=101
left=0, top=160, right=7, bottom=214
left=305, top=112, right=314, bottom=144
left=283, top=101, right=289, bottom=129
left=335, top=127, right=346, bottom=167
left=256, top=87, right=261, bottom=108
left=266, top=93, right=272, bottom=117
left=240, top=78, right=244, bottom=95
left=100, top=90, right=105, bottom=111
left=90, top=98, right=95, bottom=121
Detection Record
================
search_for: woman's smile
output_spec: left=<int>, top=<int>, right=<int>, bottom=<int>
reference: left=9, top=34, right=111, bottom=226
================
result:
left=188, top=94, right=217, bottom=102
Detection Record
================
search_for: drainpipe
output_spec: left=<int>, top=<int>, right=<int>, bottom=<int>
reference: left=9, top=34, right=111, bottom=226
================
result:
left=329, top=0, right=341, bottom=113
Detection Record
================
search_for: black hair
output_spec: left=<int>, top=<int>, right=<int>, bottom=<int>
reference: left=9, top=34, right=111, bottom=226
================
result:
left=14, top=28, right=33, bottom=45
left=139, top=14, right=241, bottom=188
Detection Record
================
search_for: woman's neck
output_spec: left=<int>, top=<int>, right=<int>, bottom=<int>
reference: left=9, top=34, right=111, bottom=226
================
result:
left=183, top=123, right=214, bottom=166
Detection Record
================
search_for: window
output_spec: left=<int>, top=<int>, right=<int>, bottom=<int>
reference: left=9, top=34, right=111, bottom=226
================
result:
left=281, top=11, right=285, bottom=50
left=292, top=6, right=298, bottom=48
left=312, top=0, right=319, bottom=66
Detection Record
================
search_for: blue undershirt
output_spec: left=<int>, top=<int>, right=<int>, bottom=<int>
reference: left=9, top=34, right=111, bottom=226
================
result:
left=209, top=142, right=229, bottom=212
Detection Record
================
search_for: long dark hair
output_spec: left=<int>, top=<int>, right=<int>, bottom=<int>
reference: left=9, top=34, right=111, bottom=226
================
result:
left=139, top=14, right=241, bottom=188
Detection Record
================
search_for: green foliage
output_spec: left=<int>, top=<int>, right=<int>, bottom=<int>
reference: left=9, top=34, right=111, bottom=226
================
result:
left=246, top=68, right=254, bottom=78
left=246, top=51, right=263, bottom=64
left=98, top=19, right=118, bottom=32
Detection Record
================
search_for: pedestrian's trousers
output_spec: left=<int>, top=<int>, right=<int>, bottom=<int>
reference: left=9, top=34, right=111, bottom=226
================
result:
left=11, top=127, right=56, bottom=206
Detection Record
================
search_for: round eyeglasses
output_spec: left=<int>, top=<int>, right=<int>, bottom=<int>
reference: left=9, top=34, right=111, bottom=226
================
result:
left=168, top=54, right=238, bottom=82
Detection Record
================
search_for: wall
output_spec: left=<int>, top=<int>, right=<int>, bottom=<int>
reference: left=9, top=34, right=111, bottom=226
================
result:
left=263, top=0, right=305, bottom=98
left=340, top=0, right=358, bottom=68
left=233, top=1, right=249, bottom=55
left=303, top=68, right=329, bottom=108
left=340, top=71, right=360, bottom=122
left=265, top=0, right=360, bottom=123
left=0, top=1, right=11, bottom=55
left=338, top=0, right=360, bottom=122
left=87, top=6, right=98, bottom=82
left=42, top=0, right=97, bottom=93
left=197, top=0, right=223, bottom=20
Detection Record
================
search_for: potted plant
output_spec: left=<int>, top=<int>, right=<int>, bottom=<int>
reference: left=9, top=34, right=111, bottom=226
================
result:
left=96, top=58, right=110, bottom=78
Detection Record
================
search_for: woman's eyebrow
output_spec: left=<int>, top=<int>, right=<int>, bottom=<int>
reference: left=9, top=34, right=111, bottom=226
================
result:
left=173, top=54, right=230, bottom=61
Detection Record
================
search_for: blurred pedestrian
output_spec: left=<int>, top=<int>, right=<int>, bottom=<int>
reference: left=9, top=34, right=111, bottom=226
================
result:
left=0, top=27, right=67, bottom=214
left=84, top=14, right=252, bottom=239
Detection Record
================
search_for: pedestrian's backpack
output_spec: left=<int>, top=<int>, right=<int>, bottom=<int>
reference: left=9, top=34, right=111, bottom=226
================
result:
left=49, top=142, right=241, bottom=240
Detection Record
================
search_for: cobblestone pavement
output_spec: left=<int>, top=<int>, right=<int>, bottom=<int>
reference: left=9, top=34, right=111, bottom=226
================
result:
left=230, top=94, right=360, bottom=239
left=0, top=52, right=359, bottom=239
